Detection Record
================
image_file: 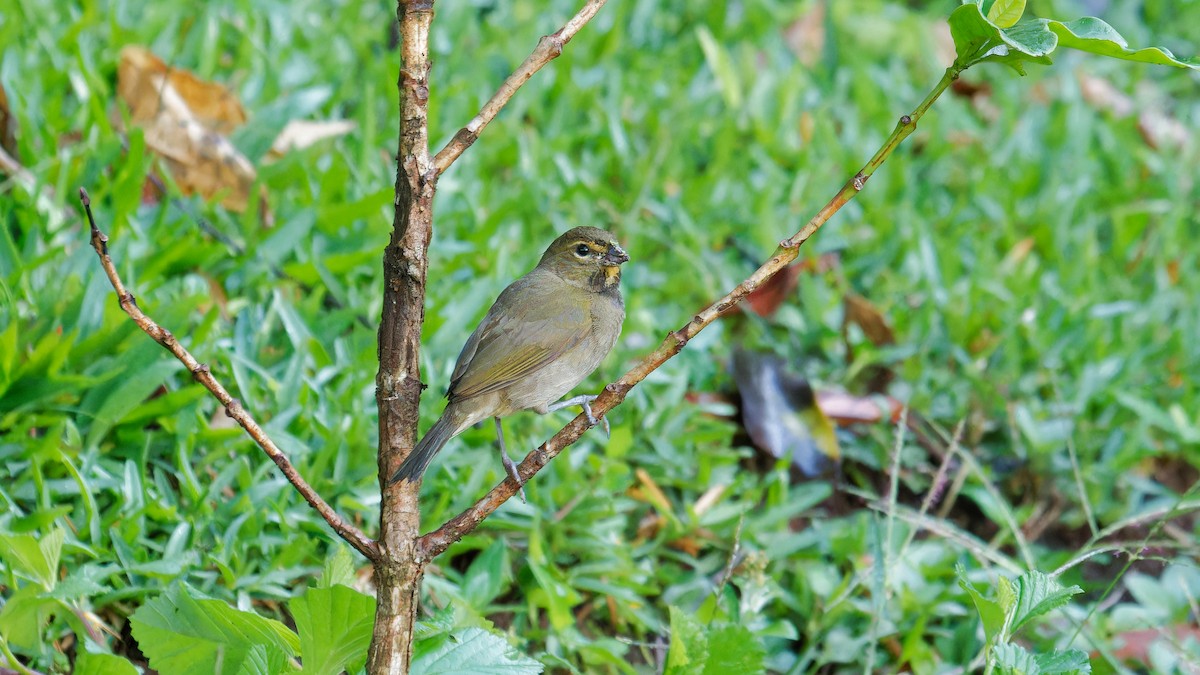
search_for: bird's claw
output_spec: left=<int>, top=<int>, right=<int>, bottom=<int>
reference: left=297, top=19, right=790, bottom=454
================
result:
left=500, top=452, right=527, bottom=504
left=495, top=417, right=527, bottom=503
left=579, top=399, right=610, bottom=439
left=548, top=394, right=610, bottom=439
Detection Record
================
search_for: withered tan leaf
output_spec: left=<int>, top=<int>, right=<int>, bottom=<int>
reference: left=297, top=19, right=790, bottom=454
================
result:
left=782, top=2, right=825, bottom=68
left=0, top=82, right=17, bottom=158
left=269, top=119, right=356, bottom=157
left=118, top=46, right=246, bottom=133
left=117, top=45, right=257, bottom=212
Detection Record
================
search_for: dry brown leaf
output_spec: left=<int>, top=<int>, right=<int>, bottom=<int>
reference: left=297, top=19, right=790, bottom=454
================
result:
left=1077, top=71, right=1134, bottom=117
left=797, top=110, right=814, bottom=144
left=666, top=536, right=703, bottom=556
left=1108, top=626, right=1200, bottom=664
left=692, top=484, right=726, bottom=517
left=745, top=264, right=802, bottom=317
left=815, top=389, right=905, bottom=425
left=844, top=292, right=895, bottom=346
left=0, top=144, right=32, bottom=187
left=1138, top=108, right=1190, bottom=149
left=269, top=119, right=356, bottom=157
left=634, top=468, right=675, bottom=518
left=842, top=291, right=897, bottom=393
left=1000, top=237, right=1036, bottom=272
left=782, top=2, right=825, bottom=68
left=0, top=89, right=72, bottom=228
left=117, top=45, right=258, bottom=212
left=929, top=20, right=957, bottom=68
left=634, top=512, right=661, bottom=543
left=0, top=83, right=17, bottom=158
left=743, top=253, right=839, bottom=318
left=119, top=46, right=246, bottom=133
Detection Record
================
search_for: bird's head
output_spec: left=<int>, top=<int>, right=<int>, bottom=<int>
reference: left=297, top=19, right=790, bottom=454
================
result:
left=537, top=226, right=629, bottom=292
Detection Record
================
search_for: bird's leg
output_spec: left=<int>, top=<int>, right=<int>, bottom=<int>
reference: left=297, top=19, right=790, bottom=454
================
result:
left=495, top=417, right=527, bottom=503
left=546, top=394, right=610, bottom=438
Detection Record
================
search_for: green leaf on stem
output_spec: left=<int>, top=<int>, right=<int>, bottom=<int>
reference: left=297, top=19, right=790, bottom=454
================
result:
left=957, top=566, right=1005, bottom=643
left=1048, top=18, right=1199, bottom=68
left=665, top=606, right=707, bottom=675
left=992, top=642, right=1092, bottom=674
left=986, top=0, right=1026, bottom=29
left=664, top=606, right=765, bottom=675
left=75, top=653, right=141, bottom=675
left=948, top=3, right=1199, bottom=73
left=1007, top=571, right=1083, bottom=637
left=130, top=583, right=299, bottom=675
left=292, top=584, right=375, bottom=675
left=411, top=627, right=542, bottom=674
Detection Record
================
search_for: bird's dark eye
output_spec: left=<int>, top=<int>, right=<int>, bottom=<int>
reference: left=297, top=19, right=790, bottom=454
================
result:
left=574, top=244, right=591, bottom=257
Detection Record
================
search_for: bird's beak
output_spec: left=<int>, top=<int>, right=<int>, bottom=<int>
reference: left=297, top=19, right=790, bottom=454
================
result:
left=602, top=244, right=629, bottom=266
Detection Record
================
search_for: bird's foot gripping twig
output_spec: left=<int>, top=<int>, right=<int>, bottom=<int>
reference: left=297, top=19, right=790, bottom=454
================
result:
left=547, top=394, right=609, bottom=438
left=494, top=417, right=527, bottom=503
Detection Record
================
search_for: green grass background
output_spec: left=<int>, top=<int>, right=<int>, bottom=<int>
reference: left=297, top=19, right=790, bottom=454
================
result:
left=1, top=0, right=1199, bottom=672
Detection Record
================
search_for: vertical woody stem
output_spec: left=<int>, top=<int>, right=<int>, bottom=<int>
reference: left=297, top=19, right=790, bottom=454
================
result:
left=368, top=0, right=437, bottom=672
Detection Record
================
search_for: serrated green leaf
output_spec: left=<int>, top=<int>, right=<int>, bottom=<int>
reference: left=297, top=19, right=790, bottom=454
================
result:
left=957, top=568, right=1006, bottom=643
left=292, top=584, right=375, bottom=675
left=47, top=565, right=108, bottom=601
left=1035, top=649, right=1092, bottom=674
left=703, top=624, right=764, bottom=675
left=1008, top=572, right=1083, bottom=636
left=986, top=0, right=1026, bottom=28
left=318, top=545, right=357, bottom=589
left=993, top=642, right=1039, bottom=675
left=665, top=606, right=707, bottom=675
left=997, top=575, right=1017, bottom=617
left=411, top=627, right=542, bottom=674
left=75, top=652, right=141, bottom=675
left=130, top=584, right=299, bottom=675
left=414, top=608, right=457, bottom=641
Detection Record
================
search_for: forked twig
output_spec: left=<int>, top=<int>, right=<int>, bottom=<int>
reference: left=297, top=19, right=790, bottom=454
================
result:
left=420, top=66, right=964, bottom=559
left=431, top=0, right=608, bottom=176
left=79, top=188, right=379, bottom=561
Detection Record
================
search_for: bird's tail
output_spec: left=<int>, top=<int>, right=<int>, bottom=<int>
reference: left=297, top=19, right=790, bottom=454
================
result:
left=389, top=414, right=458, bottom=484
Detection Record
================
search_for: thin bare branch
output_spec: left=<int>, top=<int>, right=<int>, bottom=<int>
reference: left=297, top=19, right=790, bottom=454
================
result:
left=421, top=238, right=800, bottom=557
left=79, top=188, right=379, bottom=562
left=431, top=0, right=608, bottom=176
left=420, top=66, right=964, bottom=559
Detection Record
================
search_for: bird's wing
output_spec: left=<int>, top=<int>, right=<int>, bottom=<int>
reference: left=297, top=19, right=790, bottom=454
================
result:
left=449, top=271, right=590, bottom=401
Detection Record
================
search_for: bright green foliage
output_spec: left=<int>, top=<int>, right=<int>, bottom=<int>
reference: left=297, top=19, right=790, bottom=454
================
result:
left=951, top=1, right=1200, bottom=73
left=75, top=652, right=142, bottom=675
left=411, top=627, right=544, bottom=674
left=985, top=0, right=1027, bottom=29
left=992, top=644, right=1092, bottom=675
left=0, top=528, right=64, bottom=591
left=665, top=606, right=765, bottom=675
left=131, top=584, right=301, bottom=674
left=292, top=585, right=375, bottom=675
left=958, top=567, right=1088, bottom=673
left=2, top=0, right=1199, bottom=672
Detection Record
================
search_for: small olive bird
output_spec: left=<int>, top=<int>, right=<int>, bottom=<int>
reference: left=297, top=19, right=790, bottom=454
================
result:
left=389, top=226, right=628, bottom=495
